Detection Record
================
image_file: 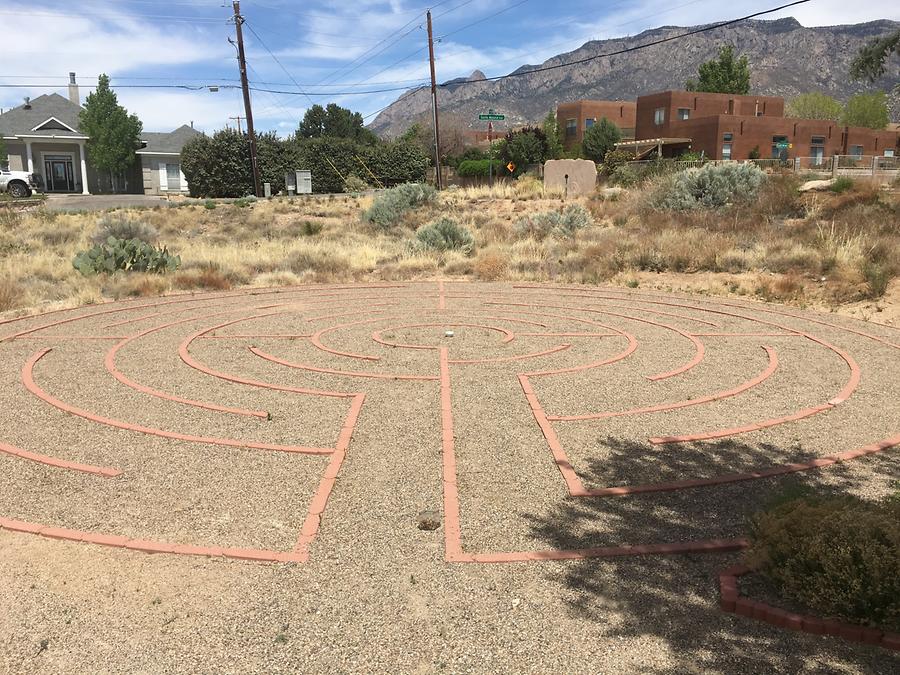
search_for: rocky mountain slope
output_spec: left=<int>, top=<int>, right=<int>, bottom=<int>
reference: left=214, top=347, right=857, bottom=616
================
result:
left=369, top=17, right=900, bottom=136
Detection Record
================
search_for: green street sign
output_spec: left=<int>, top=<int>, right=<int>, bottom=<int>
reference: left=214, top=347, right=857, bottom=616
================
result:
left=776, top=141, right=789, bottom=149
left=479, top=114, right=505, bottom=121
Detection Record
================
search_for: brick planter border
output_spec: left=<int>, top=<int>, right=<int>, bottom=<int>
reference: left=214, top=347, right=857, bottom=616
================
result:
left=719, top=565, right=900, bottom=652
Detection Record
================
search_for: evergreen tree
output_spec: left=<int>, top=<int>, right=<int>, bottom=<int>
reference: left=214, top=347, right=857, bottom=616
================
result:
left=850, top=29, right=900, bottom=82
left=541, top=111, right=564, bottom=160
left=78, top=74, right=143, bottom=193
left=298, top=103, right=377, bottom=145
left=686, top=45, right=751, bottom=95
left=582, top=118, right=621, bottom=163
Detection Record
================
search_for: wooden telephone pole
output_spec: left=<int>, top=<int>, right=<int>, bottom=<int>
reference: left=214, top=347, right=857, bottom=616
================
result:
left=426, top=11, right=442, bottom=190
left=232, top=1, right=262, bottom=197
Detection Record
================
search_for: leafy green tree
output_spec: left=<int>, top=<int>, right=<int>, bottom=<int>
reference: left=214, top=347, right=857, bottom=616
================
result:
left=499, top=127, right=549, bottom=176
left=581, top=118, right=621, bottom=163
left=0, top=136, right=7, bottom=168
left=786, top=93, right=844, bottom=121
left=541, top=111, right=564, bottom=160
left=298, top=103, right=377, bottom=144
left=850, top=29, right=900, bottom=82
left=686, top=45, right=751, bottom=95
left=841, top=92, right=890, bottom=129
left=78, top=74, right=143, bottom=193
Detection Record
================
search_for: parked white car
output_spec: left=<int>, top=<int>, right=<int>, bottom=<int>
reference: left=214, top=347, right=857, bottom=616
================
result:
left=0, top=169, right=42, bottom=198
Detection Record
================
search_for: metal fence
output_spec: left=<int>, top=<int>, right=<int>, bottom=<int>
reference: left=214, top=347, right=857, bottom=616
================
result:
left=624, top=156, right=898, bottom=178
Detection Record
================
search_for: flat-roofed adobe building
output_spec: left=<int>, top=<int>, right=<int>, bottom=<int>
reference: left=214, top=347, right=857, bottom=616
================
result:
left=628, top=90, right=899, bottom=161
left=556, top=100, right=636, bottom=149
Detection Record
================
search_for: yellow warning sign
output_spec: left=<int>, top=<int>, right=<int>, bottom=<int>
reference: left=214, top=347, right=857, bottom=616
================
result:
left=506, top=162, right=516, bottom=173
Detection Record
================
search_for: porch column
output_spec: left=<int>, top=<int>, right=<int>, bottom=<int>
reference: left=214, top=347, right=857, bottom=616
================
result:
left=77, top=141, right=90, bottom=194
left=25, top=140, right=34, bottom=173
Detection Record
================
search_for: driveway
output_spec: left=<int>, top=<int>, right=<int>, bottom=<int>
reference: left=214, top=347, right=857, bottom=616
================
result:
left=43, top=194, right=196, bottom=212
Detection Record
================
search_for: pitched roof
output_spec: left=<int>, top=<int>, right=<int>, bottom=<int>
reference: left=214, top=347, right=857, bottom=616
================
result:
left=137, top=125, right=202, bottom=154
left=0, top=93, right=84, bottom=137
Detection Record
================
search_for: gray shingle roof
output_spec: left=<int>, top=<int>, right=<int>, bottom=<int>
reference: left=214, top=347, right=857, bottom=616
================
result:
left=138, top=125, right=202, bottom=154
left=0, top=93, right=84, bottom=137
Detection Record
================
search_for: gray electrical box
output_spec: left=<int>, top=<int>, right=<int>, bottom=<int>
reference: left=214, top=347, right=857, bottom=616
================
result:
left=296, top=170, right=312, bottom=195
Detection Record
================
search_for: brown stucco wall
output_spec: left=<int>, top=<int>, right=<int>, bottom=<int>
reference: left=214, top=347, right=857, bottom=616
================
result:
left=558, top=100, right=637, bottom=148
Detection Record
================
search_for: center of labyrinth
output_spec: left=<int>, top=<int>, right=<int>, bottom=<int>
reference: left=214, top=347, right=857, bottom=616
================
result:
left=0, top=282, right=897, bottom=564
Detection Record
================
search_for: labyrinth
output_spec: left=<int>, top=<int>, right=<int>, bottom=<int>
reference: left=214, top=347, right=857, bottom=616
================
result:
left=0, top=281, right=897, bottom=565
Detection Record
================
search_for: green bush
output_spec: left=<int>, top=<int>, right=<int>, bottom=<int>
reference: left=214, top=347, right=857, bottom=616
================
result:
left=748, top=495, right=900, bottom=631
left=90, top=215, right=158, bottom=246
left=600, top=149, right=634, bottom=177
left=73, top=237, right=181, bottom=276
left=363, top=183, right=437, bottom=229
left=514, top=204, right=593, bottom=240
left=652, top=162, right=766, bottom=210
left=416, top=218, right=474, bottom=253
left=830, top=176, right=855, bottom=193
left=342, top=174, right=370, bottom=193
left=456, top=159, right=503, bottom=178
left=204, top=200, right=217, bottom=210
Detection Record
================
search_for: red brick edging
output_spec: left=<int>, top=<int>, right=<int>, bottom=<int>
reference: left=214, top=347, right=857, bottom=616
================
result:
left=719, top=565, right=900, bottom=651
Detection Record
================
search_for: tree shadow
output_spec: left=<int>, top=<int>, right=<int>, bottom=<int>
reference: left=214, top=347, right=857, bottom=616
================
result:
left=525, top=436, right=900, bottom=673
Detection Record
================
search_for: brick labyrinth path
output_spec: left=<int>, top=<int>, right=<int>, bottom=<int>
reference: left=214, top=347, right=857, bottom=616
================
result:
left=0, top=282, right=897, bottom=564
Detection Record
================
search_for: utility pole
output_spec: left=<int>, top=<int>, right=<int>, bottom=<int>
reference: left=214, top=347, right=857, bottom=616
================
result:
left=228, top=116, right=245, bottom=134
left=426, top=10, right=442, bottom=190
left=231, top=1, right=262, bottom=198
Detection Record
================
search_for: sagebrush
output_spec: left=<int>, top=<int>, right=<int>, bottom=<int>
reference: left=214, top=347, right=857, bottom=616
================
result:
left=416, top=218, right=474, bottom=253
left=514, top=204, right=594, bottom=240
left=651, top=163, right=767, bottom=210
left=363, top=183, right=437, bottom=229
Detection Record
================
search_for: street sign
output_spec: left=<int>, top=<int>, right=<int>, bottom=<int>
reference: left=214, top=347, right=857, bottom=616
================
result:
left=776, top=141, right=789, bottom=149
left=479, top=113, right=505, bottom=121
left=506, top=162, right=516, bottom=173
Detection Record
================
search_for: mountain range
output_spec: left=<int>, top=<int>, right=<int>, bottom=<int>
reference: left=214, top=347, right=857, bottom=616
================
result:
left=369, top=17, right=900, bottom=137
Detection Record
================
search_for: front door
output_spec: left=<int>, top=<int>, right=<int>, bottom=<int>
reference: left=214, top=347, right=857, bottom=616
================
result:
left=44, top=157, right=75, bottom=192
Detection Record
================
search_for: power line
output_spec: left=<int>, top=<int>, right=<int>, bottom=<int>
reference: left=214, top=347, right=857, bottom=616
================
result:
left=360, top=0, right=813, bottom=121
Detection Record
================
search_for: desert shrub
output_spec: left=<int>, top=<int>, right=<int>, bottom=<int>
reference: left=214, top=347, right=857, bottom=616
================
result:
left=362, top=183, right=437, bottom=229
left=174, top=264, right=232, bottom=291
left=514, top=204, right=593, bottom=240
left=473, top=251, right=508, bottom=280
left=342, top=174, right=370, bottom=193
left=652, top=162, right=766, bottom=210
left=861, top=261, right=890, bottom=298
left=599, top=149, right=633, bottom=177
left=0, top=277, right=24, bottom=312
left=831, top=176, right=855, bottom=194
left=73, top=237, right=181, bottom=276
left=91, top=215, right=158, bottom=245
left=416, top=218, right=474, bottom=253
left=232, top=196, right=256, bottom=208
left=0, top=205, right=20, bottom=229
left=204, top=200, right=217, bottom=210
left=748, top=495, right=900, bottom=631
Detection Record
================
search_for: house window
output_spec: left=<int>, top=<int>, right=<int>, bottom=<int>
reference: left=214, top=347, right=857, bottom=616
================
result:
left=677, top=108, right=690, bottom=120
left=654, top=108, right=665, bottom=125
left=585, top=118, right=595, bottom=130
left=771, top=135, right=789, bottom=159
left=565, top=118, right=577, bottom=138
left=722, top=143, right=733, bottom=160
left=723, top=133, right=733, bottom=142
left=885, top=149, right=896, bottom=158
left=810, top=136, right=826, bottom=165
left=850, top=145, right=864, bottom=158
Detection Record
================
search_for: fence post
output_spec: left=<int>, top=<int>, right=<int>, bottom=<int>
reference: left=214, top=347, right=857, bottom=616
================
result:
left=831, top=156, right=839, bottom=180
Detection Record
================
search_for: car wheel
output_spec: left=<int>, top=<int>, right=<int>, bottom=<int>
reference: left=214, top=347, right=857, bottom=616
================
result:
left=8, top=182, right=31, bottom=199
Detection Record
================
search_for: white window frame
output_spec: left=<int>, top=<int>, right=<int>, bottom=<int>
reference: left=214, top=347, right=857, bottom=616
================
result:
left=722, top=143, right=733, bottom=160
left=654, top=108, right=665, bottom=125
left=677, top=108, right=690, bottom=121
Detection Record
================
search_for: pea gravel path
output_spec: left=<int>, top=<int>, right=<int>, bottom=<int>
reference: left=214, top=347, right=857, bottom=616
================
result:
left=0, top=281, right=897, bottom=673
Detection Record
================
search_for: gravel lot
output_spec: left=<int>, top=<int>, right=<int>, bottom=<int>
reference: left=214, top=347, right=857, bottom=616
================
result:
left=0, top=281, right=897, bottom=673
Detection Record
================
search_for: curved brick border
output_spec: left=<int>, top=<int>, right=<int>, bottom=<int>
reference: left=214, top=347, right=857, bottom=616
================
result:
left=719, top=565, right=900, bottom=651
left=250, top=346, right=439, bottom=381
left=0, top=440, right=121, bottom=477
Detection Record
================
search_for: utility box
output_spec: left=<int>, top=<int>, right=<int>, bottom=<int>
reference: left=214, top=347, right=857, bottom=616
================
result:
left=284, top=172, right=296, bottom=195
left=296, top=170, right=312, bottom=195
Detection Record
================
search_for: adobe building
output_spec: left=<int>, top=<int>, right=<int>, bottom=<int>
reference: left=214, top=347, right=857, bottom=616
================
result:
left=556, top=100, right=637, bottom=149
left=623, top=90, right=899, bottom=161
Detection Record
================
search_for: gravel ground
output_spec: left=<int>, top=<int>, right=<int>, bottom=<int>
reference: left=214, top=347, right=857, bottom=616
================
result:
left=0, top=281, right=897, bottom=674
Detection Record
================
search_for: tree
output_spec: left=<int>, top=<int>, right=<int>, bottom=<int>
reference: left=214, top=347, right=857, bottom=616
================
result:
left=0, top=136, right=6, bottom=169
left=686, top=45, right=751, bottom=95
left=841, top=92, right=890, bottom=129
left=298, top=103, right=377, bottom=145
left=498, top=127, right=549, bottom=176
left=786, top=93, right=843, bottom=121
left=581, top=118, right=621, bottom=163
left=850, top=29, right=900, bottom=82
left=78, top=74, right=142, bottom=193
left=541, top=111, right=564, bottom=160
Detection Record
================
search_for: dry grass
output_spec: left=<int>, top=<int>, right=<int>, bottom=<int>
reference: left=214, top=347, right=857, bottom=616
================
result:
left=1, top=176, right=898, bottom=318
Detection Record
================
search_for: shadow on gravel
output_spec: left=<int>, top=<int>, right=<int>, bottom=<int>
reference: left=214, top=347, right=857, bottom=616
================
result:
left=526, top=437, right=899, bottom=674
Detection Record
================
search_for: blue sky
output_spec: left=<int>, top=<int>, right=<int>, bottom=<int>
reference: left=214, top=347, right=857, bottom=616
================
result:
left=1, top=0, right=897, bottom=134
